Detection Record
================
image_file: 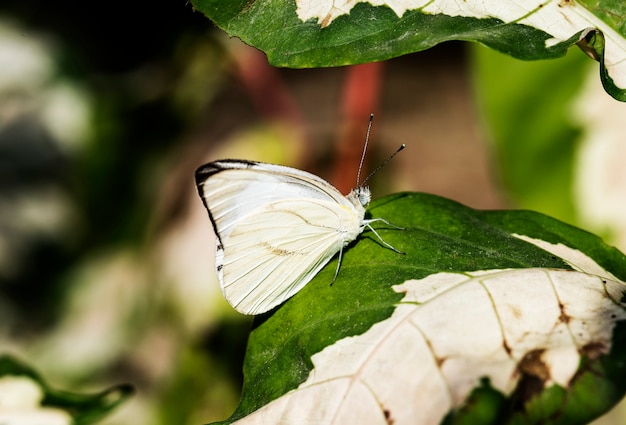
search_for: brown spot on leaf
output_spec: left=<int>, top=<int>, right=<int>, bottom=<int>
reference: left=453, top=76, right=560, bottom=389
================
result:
left=502, top=339, right=512, bottom=355
left=576, top=30, right=601, bottom=61
left=559, top=303, right=570, bottom=324
left=581, top=341, right=608, bottom=360
left=321, top=14, right=332, bottom=28
left=434, top=354, right=446, bottom=368
left=518, top=350, right=550, bottom=381
left=383, top=408, right=394, bottom=425
left=509, top=305, right=522, bottom=319
left=511, top=350, right=550, bottom=410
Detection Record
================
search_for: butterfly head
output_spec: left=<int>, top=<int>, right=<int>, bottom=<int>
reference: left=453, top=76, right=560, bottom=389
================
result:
left=355, top=186, right=371, bottom=207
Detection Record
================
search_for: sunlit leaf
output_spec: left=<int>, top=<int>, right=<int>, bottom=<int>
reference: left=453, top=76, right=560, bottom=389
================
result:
left=192, top=0, right=626, bottom=100
left=211, top=192, right=626, bottom=425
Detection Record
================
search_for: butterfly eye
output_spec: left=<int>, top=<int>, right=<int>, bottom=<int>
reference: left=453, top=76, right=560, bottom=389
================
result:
left=356, top=187, right=371, bottom=207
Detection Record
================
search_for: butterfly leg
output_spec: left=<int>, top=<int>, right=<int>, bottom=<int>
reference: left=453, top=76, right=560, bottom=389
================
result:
left=330, top=246, right=344, bottom=285
left=364, top=222, right=405, bottom=254
left=366, top=217, right=405, bottom=230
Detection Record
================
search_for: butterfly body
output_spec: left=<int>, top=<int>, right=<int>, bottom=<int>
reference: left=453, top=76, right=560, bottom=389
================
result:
left=196, top=160, right=371, bottom=315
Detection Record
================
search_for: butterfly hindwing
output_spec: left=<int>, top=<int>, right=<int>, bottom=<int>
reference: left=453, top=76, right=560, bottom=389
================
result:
left=220, top=198, right=363, bottom=314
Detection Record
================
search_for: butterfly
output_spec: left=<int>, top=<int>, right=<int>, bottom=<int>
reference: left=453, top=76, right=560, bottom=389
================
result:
left=195, top=118, right=403, bottom=315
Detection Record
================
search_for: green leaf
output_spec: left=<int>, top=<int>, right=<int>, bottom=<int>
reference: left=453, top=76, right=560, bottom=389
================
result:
left=210, top=192, right=626, bottom=424
left=192, top=0, right=626, bottom=100
left=0, top=355, right=132, bottom=425
left=471, top=44, right=590, bottom=225
left=471, top=38, right=626, bottom=248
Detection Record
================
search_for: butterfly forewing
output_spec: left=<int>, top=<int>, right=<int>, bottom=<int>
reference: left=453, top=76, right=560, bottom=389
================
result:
left=195, top=160, right=367, bottom=314
left=196, top=161, right=355, bottom=241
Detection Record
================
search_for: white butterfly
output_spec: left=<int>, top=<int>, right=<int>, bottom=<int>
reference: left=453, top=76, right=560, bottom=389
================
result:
left=196, top=126, right=402, bottom=315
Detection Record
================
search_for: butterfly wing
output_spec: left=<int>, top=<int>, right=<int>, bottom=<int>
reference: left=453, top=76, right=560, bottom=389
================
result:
left=195, top=160, right=356, bottom=242
left=195, top=160, right=366, bottom=314
left=219, top=198, right=364, bottom=314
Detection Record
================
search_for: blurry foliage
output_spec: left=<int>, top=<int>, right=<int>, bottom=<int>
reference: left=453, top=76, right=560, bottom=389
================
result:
left=0, top=355, right=133, bottom=425
left=0, top=0, right=216, bottom=312
left=471, top=45, right=589, bottom=225
left=0, top=1, right=251, bottom=423
left=471, top=42, right=626, bottom=251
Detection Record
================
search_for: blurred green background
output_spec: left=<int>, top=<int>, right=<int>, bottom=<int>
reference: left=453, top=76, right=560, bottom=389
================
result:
left=1, top=1, right=625, bottom=424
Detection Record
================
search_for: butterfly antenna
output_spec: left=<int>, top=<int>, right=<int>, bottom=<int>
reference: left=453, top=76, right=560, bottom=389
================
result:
left=356, top=114, right=375, bottom=187
left=361, top=143, right=406, bottom=187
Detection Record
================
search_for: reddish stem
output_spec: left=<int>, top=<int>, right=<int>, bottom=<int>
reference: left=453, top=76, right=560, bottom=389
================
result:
left=331, top=62, right=384, bottom=193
